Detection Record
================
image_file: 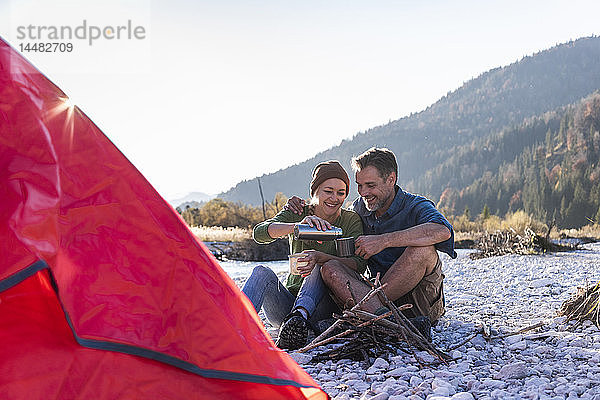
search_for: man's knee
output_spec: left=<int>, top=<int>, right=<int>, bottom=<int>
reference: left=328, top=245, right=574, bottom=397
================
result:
left=403, top=245, right=439, bottom=274
left=320, top=260, right=347, bottom=285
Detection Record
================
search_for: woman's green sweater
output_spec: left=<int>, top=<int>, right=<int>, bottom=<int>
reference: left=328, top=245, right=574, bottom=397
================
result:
left=253, top=206, right=366, bottom=296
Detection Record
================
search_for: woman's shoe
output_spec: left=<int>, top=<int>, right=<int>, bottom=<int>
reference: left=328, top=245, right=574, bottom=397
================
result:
left=275, top=311, right=309, bottom=350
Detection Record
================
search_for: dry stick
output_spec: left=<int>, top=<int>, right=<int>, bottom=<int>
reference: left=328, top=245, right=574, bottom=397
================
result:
left=354, top=282, right=389, bottom=309
left=372, top=278, right=450, bottom=361
left=369, top=278, right=426, bottom=346
left=489, top=321, right=545, bottom=340
left=299, top=284, right=389, bottom=352
left=363, top=277, right=424, bottom=351
left=347, top=307, right=412, bottom=330
left=300, top=309, right=398, bottom=352
left=362, top=278, right=432, bottom=365
left=564, top=287, right=599, bottom=323
left=445, top=330, right=482, bottom=352
left=348, top=309, right=395, bottom=321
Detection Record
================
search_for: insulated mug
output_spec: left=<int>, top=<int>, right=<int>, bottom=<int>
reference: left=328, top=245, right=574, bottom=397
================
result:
left=288, top=253, right=309, bottom=274
left=335, top=237, right=355, bottom=257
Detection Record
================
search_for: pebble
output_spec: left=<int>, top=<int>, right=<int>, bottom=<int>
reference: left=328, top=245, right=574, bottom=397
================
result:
left=480, top=378, right=507, bottom=389
left=409, top=376, right=423, bottom=387
left=289, top=352, right=313, bottom=364
left=529, top=277, right=555, bottom=288
left=385, top=368, right=405, bottom=378
left=363, top=393, right=389, bottom=400
left=494, top=361, right=532, bottom=379
left=274, top=244, right=600, bottom=399
left=450, top=393, right=475, bottom=400
left=508, top=340, right=527, bottom=351
left=372, top=358, right=390, bottom=369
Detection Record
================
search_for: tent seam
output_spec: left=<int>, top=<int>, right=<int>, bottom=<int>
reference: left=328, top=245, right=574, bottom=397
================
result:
left=0, top=260, right=318, bottom=390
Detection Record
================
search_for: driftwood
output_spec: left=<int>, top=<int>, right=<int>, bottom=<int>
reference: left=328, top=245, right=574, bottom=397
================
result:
left=204, top=238, right=288, bottom=261
left=299, top=278, right=451, bottom=364
left=558, top=282, right=600, bottom=327
left=470, top=228, right=579, bottom=260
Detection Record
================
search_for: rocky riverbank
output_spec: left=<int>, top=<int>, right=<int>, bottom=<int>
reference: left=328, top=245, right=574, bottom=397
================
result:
left=204, top=238, right=289, bottom=261
left=238, top=244, right=600, bottom=399
left=206, top=233, right=595, bottom=263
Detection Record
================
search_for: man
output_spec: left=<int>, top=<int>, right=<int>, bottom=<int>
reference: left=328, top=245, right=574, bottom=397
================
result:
left=287, top=147, right=455, bottom=338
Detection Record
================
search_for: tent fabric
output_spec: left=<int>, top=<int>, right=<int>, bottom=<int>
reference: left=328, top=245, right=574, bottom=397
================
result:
left=0, top=37, right=327, bottom=399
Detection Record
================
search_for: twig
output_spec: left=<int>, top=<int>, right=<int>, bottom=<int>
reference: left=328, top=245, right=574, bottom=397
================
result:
left=299, top=283, right=389, bottom=352
left=362, top=277, right=449, bottom=362
left=302, top=279, right=450, bottom=363
left=445, top=330, right=482, bottom=352
left=444, top=321, right=492, bottom=353
left=300, top=310, right=397, bottom=352
left=376, top=282, right=434, bottom=349
left=489, top=321, right=544, bottom=340
left=346, top=307, right=411, bottom=330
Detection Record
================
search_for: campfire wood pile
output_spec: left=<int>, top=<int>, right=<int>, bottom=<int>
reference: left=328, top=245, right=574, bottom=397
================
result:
left=558, top=282, right=600, bottom=327
left=298, top=276, right=451, bottom=364
left=470, top=228, right=579, bottom=260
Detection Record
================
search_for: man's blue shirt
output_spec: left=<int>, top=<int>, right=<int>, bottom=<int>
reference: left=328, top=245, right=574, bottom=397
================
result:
left=351, top=186, right=456, bottom=278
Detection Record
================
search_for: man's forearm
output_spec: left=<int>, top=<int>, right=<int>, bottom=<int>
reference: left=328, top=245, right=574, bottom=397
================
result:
left=381, top=222, right=451, bottom=248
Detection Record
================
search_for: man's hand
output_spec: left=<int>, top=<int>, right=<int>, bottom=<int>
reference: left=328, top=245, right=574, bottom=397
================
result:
left=283, top=195, right=305, bottom=215
left=355, top=235, right=387, bottom=259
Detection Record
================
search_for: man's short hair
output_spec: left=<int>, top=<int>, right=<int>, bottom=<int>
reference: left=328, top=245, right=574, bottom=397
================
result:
left=351, top=147, right=398, bottom=181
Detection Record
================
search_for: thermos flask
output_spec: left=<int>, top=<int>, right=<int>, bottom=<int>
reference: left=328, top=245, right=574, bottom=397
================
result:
left=293, top=224, right=343, bottom=240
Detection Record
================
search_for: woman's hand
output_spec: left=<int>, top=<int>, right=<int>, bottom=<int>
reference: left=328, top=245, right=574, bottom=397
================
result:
left=300, top=215, right=332, bottom=231
left=296, top=250, right=325, bottom=277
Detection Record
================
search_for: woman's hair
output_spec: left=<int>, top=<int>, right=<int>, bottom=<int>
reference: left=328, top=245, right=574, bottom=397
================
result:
left=310, top=160, right=350, bottom=196
left=308, top=160, right=350, bottom=210
left=351, top=147, right=397, bottom=181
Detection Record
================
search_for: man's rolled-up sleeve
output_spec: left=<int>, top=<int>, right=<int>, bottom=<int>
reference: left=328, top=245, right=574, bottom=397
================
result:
left=414, top=201, right=457, bottom=259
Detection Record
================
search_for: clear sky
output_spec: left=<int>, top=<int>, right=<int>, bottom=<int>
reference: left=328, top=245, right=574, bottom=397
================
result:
left=2, top=0, right=599, bottom=200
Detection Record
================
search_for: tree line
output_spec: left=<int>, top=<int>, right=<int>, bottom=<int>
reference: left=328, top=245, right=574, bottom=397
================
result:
left=177, top=193, right=288, bottom=228
left=438, top=92, right=600, bottom=228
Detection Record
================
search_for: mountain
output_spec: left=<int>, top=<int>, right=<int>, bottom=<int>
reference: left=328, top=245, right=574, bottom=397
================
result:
left=169, top=192, right=216, bottom=208
left=219, top=36, right=600, bottom=222
left=439, top=91, right=600, bottom=228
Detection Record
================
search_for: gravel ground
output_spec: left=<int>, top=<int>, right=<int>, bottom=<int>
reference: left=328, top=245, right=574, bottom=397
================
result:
left=285, top=243, right=600, bottom=400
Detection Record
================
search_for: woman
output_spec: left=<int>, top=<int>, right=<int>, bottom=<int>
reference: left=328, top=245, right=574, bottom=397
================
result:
left=242, top=160, right=366, bottom=350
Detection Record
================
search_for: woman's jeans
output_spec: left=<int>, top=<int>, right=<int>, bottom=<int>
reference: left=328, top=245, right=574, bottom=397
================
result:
left=242, top=264, right=339, bottom=329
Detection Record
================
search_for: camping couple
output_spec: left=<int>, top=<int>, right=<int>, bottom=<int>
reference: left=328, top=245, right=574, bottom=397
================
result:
left=242, top=147, right=457, bottom=350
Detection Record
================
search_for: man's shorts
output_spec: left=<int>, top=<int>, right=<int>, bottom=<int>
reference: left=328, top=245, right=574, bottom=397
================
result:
left=393, top=257, right=445, bottom=324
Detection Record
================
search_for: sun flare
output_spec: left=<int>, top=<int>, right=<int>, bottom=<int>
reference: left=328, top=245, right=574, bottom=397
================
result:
left=63, top=96, right=75, bottom=109
left=45, top=96, right=78, bottom=148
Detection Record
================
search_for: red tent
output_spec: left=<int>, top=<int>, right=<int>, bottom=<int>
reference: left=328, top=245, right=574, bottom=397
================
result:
left=0, top=37, right=326, bottom=400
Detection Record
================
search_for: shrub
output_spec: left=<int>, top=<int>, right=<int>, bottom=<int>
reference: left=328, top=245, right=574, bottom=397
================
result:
left=500, top=210, right=547, bottom=234
left=190, top=226, right=251, bottom=242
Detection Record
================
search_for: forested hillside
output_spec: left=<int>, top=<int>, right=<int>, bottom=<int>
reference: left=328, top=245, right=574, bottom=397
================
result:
left=439, top=92, right=600, bottom=228
left=220, top=36, right=600, bottom=227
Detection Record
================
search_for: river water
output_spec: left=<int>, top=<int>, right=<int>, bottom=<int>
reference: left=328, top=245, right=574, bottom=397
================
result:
left=217, top=249, right=476, bottom=282
left=218, top=259, right=288, bottom=281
